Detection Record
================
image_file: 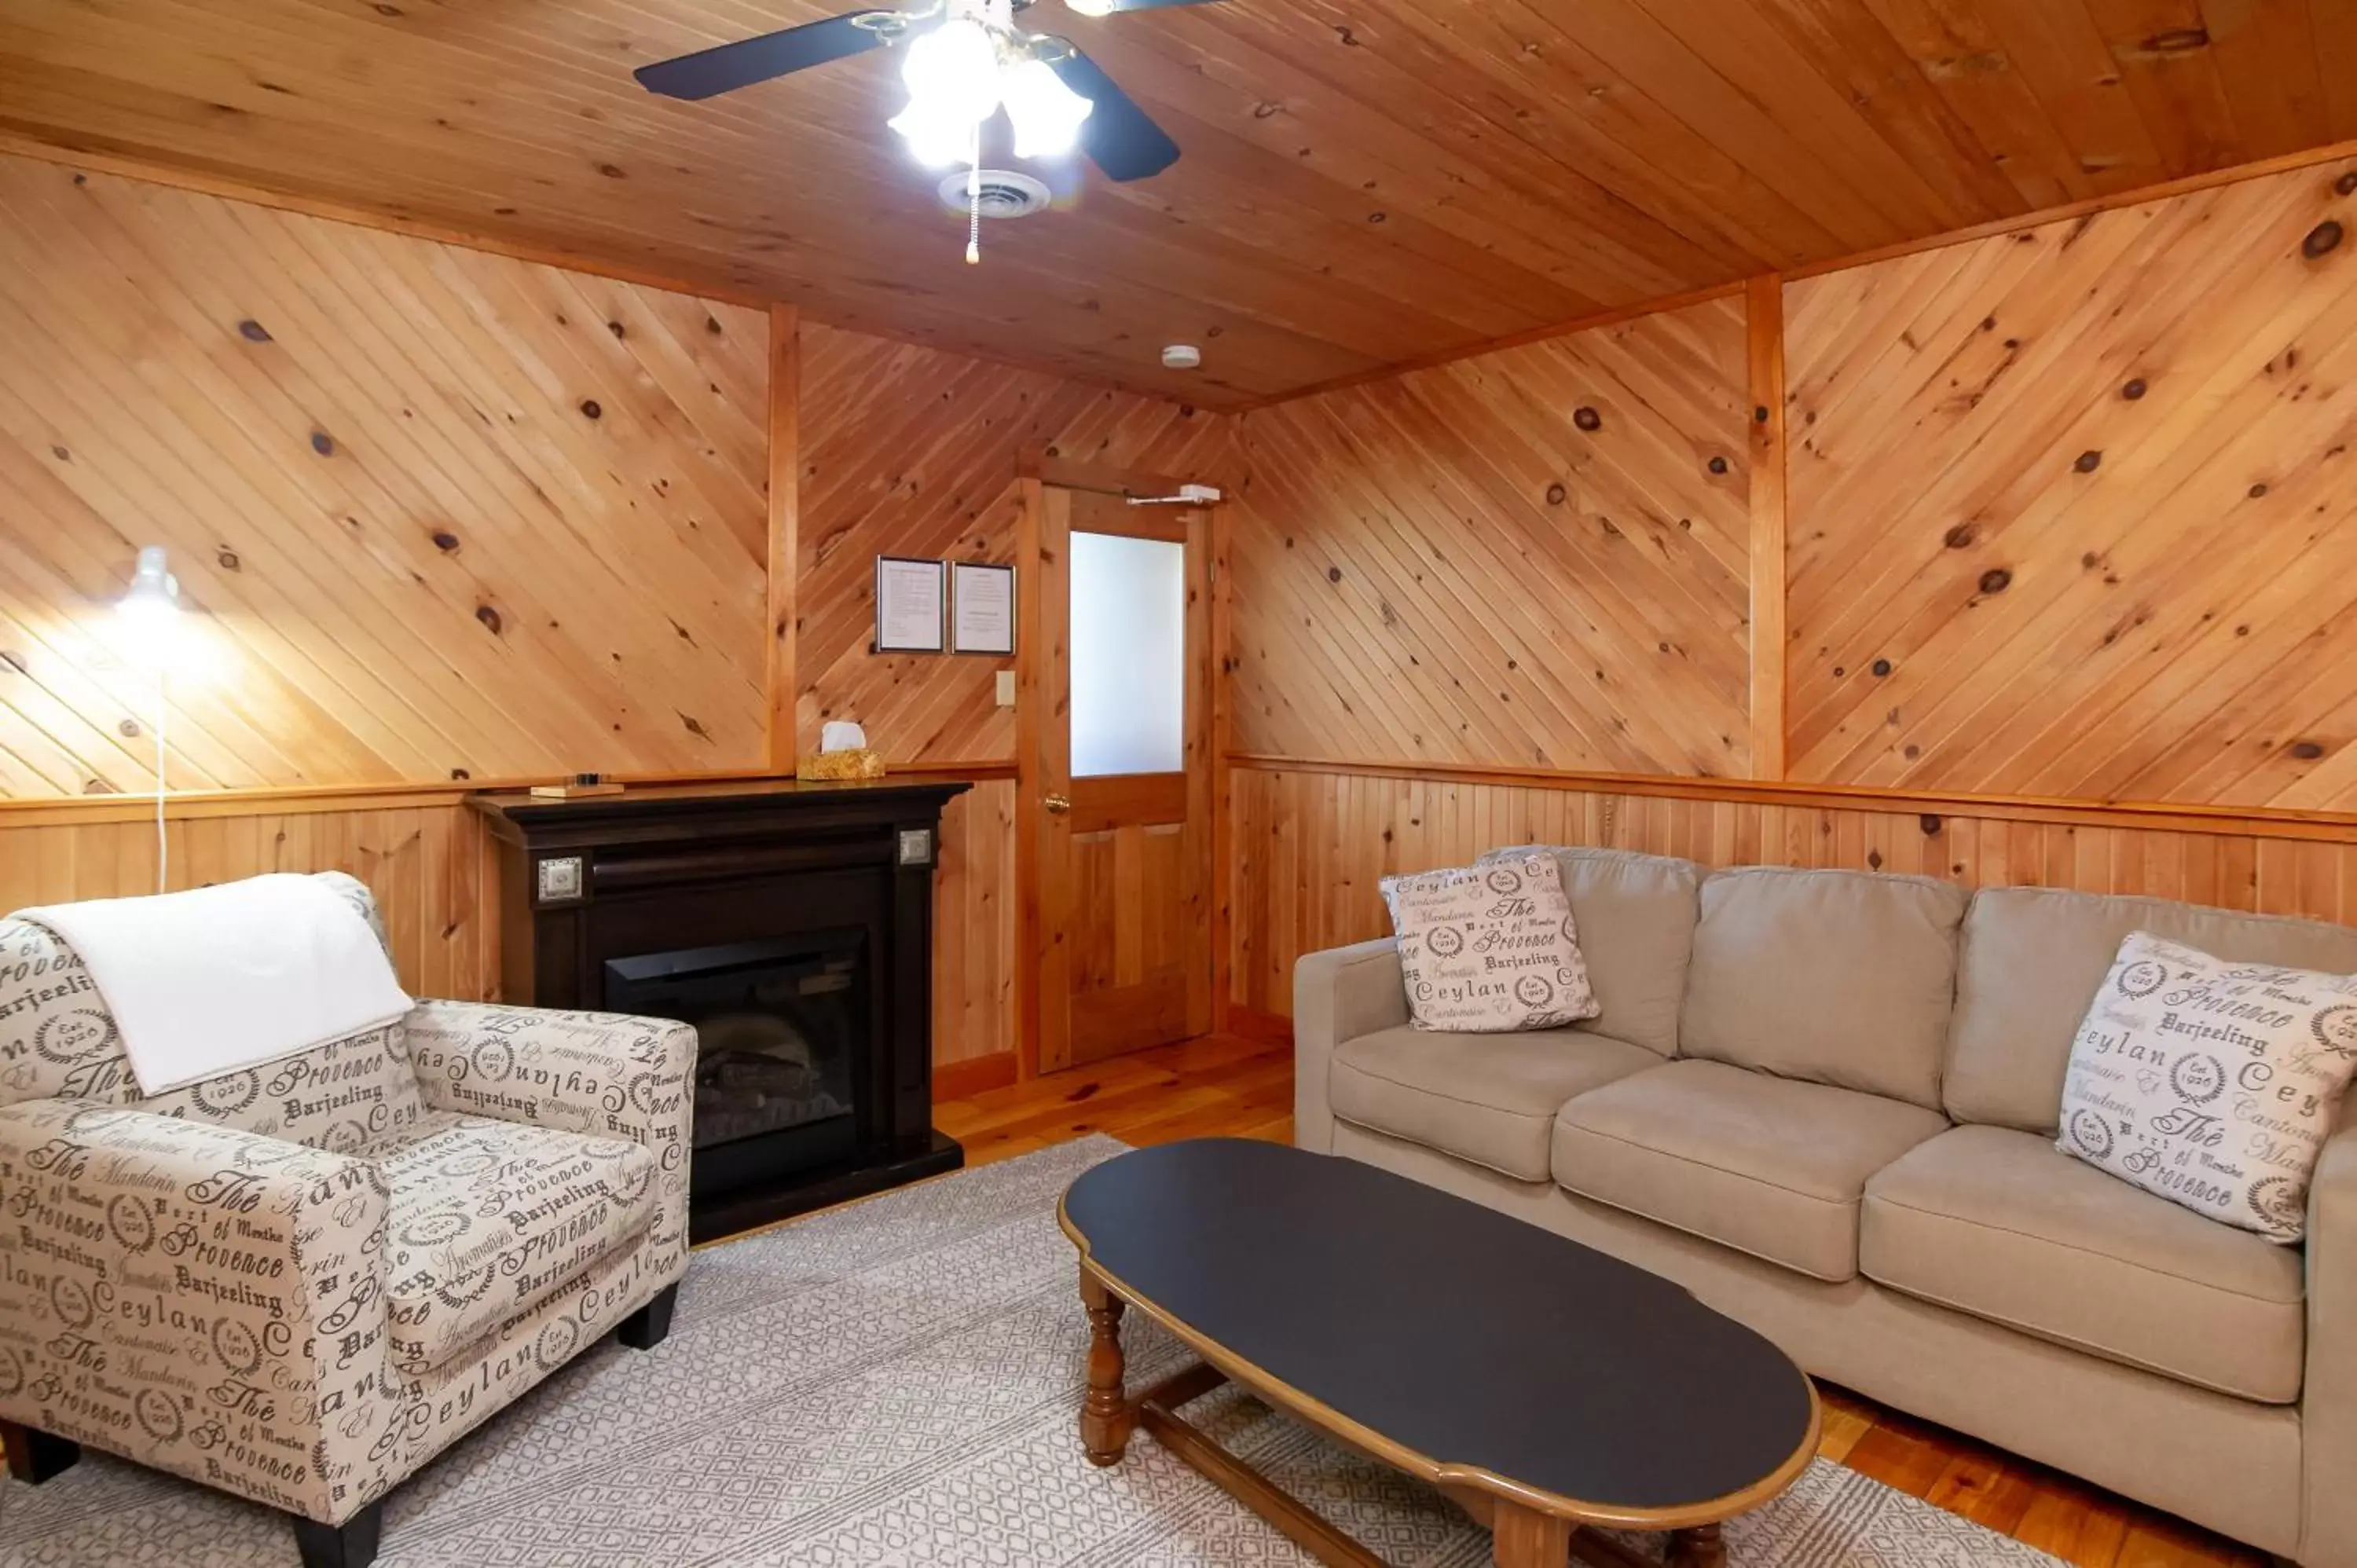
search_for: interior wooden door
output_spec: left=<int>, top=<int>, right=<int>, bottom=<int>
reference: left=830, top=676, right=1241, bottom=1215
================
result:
left=1022, top=482, right=1213, bottom=1072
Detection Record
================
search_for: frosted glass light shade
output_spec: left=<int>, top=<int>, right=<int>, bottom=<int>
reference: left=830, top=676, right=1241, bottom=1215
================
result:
left=1069, top=530, right=1186, bottom=778
left=889, top=18, right=1001, bottom=167
left=1003, top=57, right=1092, bottom=159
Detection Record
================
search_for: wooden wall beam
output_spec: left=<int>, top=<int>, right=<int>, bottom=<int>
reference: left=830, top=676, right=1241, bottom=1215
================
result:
left=1225, top=754, right=2357, bottom=845
left=1745, top=274, right=1788, bottom=782
left=767, top=304, right=801, bottom=772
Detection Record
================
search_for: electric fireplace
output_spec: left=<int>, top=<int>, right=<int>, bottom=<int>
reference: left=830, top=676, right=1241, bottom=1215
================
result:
left=471, top=779, right=970, bottom=1240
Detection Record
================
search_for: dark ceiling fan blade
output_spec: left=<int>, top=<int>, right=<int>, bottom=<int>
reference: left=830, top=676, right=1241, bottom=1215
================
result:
left=636, top=13, right=895, bottom=101
left=1049, top=48, right=1181, bottom=181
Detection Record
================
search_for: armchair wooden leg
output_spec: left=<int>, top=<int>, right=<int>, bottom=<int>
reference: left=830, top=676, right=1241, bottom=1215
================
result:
left=291, top=1500, right=382, bottom=1568
left=1, top=1420, right=79, bottom=1484
left=617, top=1282, right=679, bottom=1350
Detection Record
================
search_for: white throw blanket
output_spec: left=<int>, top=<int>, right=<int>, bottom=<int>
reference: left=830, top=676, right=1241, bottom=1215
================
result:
left=20, top=874, right=416, bottom=1097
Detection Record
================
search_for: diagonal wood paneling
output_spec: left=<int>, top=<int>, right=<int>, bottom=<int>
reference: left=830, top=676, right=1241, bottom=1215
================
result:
left=1229, top=297, right=1753, bottom=775
left=1787, top=154, right=2357, bottom=810
left=0, top=152, right=770, bottom=797
left=1226, top=763, right=2357, bottom=1021
left=796, top=320, right=1232, bottom=764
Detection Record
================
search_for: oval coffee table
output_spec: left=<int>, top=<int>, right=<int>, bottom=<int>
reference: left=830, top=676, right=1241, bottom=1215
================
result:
left=1060, top=1139, right=1820, bottom=1568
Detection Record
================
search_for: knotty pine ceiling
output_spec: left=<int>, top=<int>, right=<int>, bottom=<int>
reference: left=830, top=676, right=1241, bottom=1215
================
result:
left=1, top=0, right=2350, bottom=407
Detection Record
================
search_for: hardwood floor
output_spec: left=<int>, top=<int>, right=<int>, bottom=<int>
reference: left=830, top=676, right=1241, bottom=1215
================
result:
left=934, top=1035, right=2267, bottom=1568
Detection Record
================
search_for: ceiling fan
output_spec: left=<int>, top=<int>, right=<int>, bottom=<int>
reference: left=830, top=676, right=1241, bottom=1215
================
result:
left=634, top=0, right=1213, bottom=186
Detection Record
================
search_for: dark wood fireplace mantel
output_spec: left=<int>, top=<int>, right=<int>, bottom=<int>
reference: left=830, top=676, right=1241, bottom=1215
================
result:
left=471, top=777, right=971, bottom=1240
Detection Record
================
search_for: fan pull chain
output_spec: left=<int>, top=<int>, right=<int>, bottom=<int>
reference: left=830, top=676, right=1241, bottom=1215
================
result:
left=966, top=123, right=983, bottom=266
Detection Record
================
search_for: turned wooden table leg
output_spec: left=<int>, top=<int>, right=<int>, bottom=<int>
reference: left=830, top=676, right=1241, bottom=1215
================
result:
left=1490, top=1500, right=1573, bottom=1568
left=1079, top=1266, right=1133, bottom=1467
left=1667, top=1524, right=1725, bottom=1568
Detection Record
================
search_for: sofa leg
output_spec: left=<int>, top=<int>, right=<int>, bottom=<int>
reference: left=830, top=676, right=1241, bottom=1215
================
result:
left=1, top=1420, right=79, bottom=1484
left=616, top=1283, right=679, bottom=1350
left=291, top=1500, right=382, bottom=1568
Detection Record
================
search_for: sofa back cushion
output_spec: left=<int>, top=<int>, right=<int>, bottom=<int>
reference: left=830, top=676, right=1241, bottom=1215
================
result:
left=1478, top=846, right=1699, bottom=1056
left=1681, top=866, right=1967, bottom=1109
left=1948, top=886, right=2357, bottom=1133
left=0, top=872, right=426, bottom=1152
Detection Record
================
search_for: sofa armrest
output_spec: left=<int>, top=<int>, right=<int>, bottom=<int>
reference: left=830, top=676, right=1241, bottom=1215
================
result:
left=0, top=1100, right=396, bottom=1522
left=1292, top=937, right=1406, bottom=1154
left=405, top=1000, right=695, bottom=1269
left=2305, top=1108, right=2357, bottom=1566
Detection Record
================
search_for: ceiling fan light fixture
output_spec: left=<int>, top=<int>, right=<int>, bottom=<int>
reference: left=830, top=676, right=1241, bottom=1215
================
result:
left=888, top=15, right=1003, bottom=167
left=1003, top=56, right=1094, bottom=159
left=1064, top=0, right=1116, bottom=16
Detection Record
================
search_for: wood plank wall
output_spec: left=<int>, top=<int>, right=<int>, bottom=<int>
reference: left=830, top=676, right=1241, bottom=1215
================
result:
left=1230, top=296, right=1753, bottom=773
left=1224, top=765, right=2357, bottom=1021
left=0, top=153, right=772, bottom=794
left=1785, top=161, right=2357, bottom=808
left=1226, top=154, right=2357, bottom=1022
left=0, top=797, right=496, bottom=999
left=797, top=321, right=1233, bottom=764
left=0, top=154, right=1222, bottom=1078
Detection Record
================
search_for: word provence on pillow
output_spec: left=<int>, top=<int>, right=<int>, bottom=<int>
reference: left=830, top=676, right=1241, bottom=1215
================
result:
left=2057, top=931, right=2357, bottom=1241
left=1380, top=854, right=1598, bottom=1033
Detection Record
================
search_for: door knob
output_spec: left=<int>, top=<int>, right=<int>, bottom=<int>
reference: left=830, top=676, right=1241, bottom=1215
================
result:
left=1043, top=793, right=1072, bottom=815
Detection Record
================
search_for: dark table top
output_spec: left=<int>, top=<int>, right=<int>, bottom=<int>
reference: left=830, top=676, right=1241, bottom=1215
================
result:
left=1060, top=1138, right=1819, bottom=1526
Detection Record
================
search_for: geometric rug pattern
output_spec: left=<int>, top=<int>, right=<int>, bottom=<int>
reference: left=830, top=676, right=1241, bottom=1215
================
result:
left=0, top=1137, right=2060, bottom=1566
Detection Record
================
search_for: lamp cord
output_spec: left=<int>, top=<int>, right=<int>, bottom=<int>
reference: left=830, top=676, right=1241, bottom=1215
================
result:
left=152, top=670, right=167, bottom=894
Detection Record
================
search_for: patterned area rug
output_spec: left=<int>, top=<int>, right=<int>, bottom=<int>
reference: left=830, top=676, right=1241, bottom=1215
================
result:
left=0, top=1136, right=2059, bottom=1566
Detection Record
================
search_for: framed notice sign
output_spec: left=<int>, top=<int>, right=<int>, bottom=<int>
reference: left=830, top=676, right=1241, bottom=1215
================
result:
left=874, top=555, right=947, bottom=653
left=951, top=562, right=1016, bottom=655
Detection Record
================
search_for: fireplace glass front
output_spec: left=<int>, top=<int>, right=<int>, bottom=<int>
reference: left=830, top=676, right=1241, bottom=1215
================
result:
left=604, top=932, right=867, bottom=1196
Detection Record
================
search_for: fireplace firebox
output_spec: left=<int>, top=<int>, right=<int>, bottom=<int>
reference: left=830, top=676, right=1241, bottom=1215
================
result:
left=471, top=779, right=970, bottom=1241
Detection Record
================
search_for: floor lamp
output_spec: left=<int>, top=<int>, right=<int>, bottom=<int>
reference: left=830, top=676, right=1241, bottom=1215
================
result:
left=117, top=546, right=181, bottom=896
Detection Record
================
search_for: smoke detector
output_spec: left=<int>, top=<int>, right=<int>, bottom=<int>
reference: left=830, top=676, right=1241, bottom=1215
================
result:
left=1161, top=344, right=1203, bottom=370
left=936, top=169, right=1053, bottom=219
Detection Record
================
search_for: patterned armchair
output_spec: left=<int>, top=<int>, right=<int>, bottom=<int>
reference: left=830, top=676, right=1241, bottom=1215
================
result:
left=0, top=874, right=695, bottom=1568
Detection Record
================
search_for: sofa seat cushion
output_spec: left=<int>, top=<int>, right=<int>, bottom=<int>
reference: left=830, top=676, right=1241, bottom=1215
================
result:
left=1552, top=1060, right=1950, bottom=1282
left=1330, top=1025, right=1659, bottom=1182
left=378, top=1112, right=660, bottom=1373
left=1862, top=1124, right=2306, bottom=1403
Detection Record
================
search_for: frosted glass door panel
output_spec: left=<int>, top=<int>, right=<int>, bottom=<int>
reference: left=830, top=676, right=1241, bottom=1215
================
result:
left=1069, top=530, right=1186, bottom=777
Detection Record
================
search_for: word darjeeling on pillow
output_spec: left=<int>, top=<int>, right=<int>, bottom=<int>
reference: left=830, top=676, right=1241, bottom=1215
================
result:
left=2058, top=930, right=2357, bottom=1241
left=1380, top=853, right=1599, bottom=1033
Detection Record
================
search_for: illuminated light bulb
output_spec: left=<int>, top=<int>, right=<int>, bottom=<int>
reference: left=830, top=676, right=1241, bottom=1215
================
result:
left=1002, top=56, right=1093, bottom=159
left=888, top=17, right=1003, bottom=168
left=1065, top=0, right=1114, bottom=14
left=116, top=544, right=183, bottom=667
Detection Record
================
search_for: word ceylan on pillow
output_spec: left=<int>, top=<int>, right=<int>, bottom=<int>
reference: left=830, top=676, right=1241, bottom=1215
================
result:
left=2057, top=930, right=2357, bottom=1241
left=1380, top=853, right=1598, bottom=1033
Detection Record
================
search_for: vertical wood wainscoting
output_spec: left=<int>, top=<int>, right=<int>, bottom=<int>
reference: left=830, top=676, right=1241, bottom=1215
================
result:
left=1224, top=763, right=2357, bottom=1024
left=0, top=797, right=497, bottom=998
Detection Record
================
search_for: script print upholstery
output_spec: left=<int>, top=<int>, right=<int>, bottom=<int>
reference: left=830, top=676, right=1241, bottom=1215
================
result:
left=1380, top=855, right=1599, bottom=1033
left=2058, top=931, right=2357, bottom=1240
left=0, top=874, right=427, bottom=1154
left=0, top=879, right=695, bottom=1528
left=379, top=1112, right=660, bottom=1375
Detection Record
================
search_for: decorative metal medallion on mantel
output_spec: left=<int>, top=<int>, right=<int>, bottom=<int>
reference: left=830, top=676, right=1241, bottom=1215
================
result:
left=471, top=779, right=970, bottom=1242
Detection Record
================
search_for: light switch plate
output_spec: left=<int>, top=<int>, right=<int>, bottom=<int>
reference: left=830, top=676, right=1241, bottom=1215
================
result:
left=995, top=669, right=1017, bottom=706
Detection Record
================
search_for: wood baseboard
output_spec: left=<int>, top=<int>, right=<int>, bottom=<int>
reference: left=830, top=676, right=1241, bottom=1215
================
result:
left=934, top=1051, right=1020, bottom=1102
left=1227, top=1007, right=1293, bottom=1049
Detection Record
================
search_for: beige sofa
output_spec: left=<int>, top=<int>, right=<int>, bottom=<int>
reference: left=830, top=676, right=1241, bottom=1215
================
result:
left=1296, top=851, right=2357, bottom=1566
